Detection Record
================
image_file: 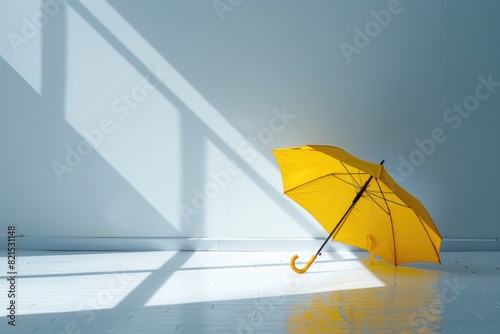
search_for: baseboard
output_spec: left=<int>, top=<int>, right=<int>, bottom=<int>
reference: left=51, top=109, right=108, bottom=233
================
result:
left=1, top=236, right=500, bottom=252
left=440, top=238, right=500, bottom=251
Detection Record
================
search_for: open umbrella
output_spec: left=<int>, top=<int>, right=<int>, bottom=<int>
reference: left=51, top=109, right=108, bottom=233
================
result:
left=272, top=145, right=442, bottom=274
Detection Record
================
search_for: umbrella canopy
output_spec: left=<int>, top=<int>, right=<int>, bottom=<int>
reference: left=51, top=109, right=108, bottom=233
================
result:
left=272, top=145, right=442, bottom=272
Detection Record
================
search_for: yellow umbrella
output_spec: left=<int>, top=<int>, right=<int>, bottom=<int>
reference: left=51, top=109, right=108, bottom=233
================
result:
left=272, top=145, right=442, bottom=273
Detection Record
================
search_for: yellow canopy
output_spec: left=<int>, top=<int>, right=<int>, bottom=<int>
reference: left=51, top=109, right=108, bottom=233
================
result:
left=272, top=145, right=442, bottom=267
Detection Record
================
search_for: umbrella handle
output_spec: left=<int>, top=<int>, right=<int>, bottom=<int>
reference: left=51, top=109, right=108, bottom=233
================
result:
left=290, top=254, right=317, bottom=274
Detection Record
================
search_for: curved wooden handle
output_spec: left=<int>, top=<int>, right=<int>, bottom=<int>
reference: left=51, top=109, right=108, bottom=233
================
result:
left=290, top=254, right=317, bottom=274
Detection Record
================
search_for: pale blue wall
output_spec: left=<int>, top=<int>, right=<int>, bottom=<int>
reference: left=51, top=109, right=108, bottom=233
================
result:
left=1, top=0, right=499, bottom=244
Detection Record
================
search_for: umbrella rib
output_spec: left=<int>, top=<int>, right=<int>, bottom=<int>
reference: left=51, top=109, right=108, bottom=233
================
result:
left=364, top=191, right=410, bottom=208
left=361, top=185, right=390, bottom=215
left=374, top=178, right=397, bottom=265
left=389, top=208, right=397, bottom=265
left=340, top=161, right=362, bottom=189
left=375, top=179, right=398, bottom=266
left=331, top=174, right=363, bottom=190
left=374, top=178, right=391, bottom=213
left=284, top=173, right=357, bottom=194
left=285, top=172, right=369, bottom=194
left=284, top=174, right=332, bottom=193
left=355, top=179, right=407, bottom=214
left=416, top=215, right=441, bottom=264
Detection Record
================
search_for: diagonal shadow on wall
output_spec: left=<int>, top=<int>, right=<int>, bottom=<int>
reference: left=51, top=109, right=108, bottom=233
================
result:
left=67, top=0, right=319, bottom=235
left=0, top=3, right=181, bottom=241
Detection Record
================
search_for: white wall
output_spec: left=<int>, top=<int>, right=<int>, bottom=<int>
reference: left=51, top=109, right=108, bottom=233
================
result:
left=1, top=0, right=499, bottom=249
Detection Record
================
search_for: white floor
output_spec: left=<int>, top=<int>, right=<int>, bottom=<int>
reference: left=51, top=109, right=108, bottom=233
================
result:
left=1, top=251, right=499, bottom=334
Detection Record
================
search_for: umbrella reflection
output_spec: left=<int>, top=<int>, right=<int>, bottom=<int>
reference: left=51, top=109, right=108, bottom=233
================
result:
left=287, top=259, right=442, bottom=333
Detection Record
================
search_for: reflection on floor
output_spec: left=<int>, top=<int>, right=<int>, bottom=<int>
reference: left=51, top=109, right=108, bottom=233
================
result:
left=0, top=251, right=499, bottom=333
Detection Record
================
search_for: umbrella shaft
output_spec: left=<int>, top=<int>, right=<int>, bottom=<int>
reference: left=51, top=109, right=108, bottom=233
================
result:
left=314, top=160, right=384, bottom=257
left=353, top=175, right=373, bottom=204
left=353, top=160, right=384, bottom=204
left=315, top=200, right=356, bottom=256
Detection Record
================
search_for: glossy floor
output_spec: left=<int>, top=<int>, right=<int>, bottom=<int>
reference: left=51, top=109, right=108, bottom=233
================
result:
left=0, top=251, right=499, bottom=333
